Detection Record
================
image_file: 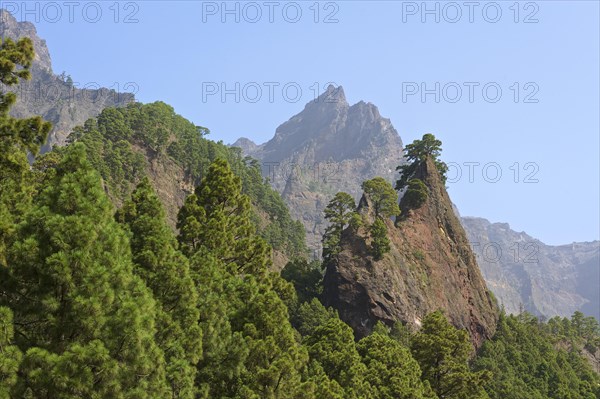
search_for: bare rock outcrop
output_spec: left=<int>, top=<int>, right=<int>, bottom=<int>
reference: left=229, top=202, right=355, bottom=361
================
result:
left=323, top=158, right=499, bottom=348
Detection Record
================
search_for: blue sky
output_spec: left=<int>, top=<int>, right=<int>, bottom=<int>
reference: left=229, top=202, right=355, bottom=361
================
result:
left=7, top=0, right=599, bottom=245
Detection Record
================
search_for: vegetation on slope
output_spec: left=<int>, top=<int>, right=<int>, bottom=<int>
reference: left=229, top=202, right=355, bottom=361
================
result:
left=64, top=101, right=307, bottom=259
left=1, top=38, right=598, bottom=399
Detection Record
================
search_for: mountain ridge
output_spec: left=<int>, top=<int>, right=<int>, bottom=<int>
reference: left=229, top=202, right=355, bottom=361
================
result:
left=235, top=84, right=404, bottom=252
left=234, top=86, right=599, bottom=319
left=0, top=9, right=134, bottom=150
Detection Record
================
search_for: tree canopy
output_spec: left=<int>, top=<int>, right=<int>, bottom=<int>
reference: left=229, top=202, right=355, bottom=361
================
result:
left=1, top=39, right=598, bottom=399
left=397, top=134, right=448, bottom=190
left=361, top=177, right=400, bottom=219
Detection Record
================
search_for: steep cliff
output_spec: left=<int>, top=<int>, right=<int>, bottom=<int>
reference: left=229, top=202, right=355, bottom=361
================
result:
left=323, top=158, right=499, bottom=348
left=462, top=217, right=600, bottom=318
left=0, top=9, right=133, bottom=150
left=234, top=86, right=598, bottom=320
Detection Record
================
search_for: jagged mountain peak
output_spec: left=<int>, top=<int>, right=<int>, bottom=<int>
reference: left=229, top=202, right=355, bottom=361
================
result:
left=231, top=137, right=258, bottom=154
left=260, top=86, right=401, bottom=163
left=1, top=9, right=52, bottom=73
left=318, top=83, right=347, bottom=104
left=233, top=86, right=404, bottom=250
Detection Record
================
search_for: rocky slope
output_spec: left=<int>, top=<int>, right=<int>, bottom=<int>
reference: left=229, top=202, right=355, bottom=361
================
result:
left=235, top=87, right=598, bottom=320
left=233, top=85, right=404, bottom=253
left=322, top=158, right=499, bottom=347
left=0, top=9, right=133, bottom=150
left=462, top=217, right=599, bottom=318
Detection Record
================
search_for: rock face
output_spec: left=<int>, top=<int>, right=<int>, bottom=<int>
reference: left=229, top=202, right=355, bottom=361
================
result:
left=323, top=158, right=499, bottom=347
left=235, top=86, right=598, bottom=320
left=234, top=85, right=404, bottom=253
left=462, top=217, right=600, bottom=318
left=0, top=9, right=133, bottom=150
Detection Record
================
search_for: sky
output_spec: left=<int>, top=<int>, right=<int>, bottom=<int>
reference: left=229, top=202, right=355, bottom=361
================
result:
left=4, top=0, right=599, bottom=245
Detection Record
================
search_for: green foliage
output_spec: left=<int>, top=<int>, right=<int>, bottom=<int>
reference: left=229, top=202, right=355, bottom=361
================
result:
left=67, top=103, right=306, bottom=259
left=361, top=177, right=400, bottom=219
left=0, top=37, right=52, bottom=267
left=474, top=312, right=600, bottom=399
left=546, top=311, right=600, bottom=352
left=322, top=192, right=357, bottom=264
left=358, top=330, right=437, bottom=399
left=370, top=218, right=391, bottom=260
left=411, top=311, right=489, bottom=399
left=281, top=259, right=323, bottom=304
left=177, top=158, right=271, bottom=277
left=177, top=158, right=309, bottom=398
left=116, top=178, right=202, bottom=398
left=0, top=307, right=21, bottom=399
left=324, top=192, right=357, bottom=229
left=66, top=117, right=145, bottom=197
left=349, top=212, right=363, bottom=231
left=304, top=317, right=373, bottom=398
left=397, top=133, right=448, bottom=190
left=1, top=145, right=170, bottom=397
left=292, top=298, right=338, bottom=337
left=403, top=178, right=429, bottom=210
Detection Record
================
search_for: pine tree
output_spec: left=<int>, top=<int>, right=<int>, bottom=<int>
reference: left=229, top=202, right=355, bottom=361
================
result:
left=361, top=177, right=400, bottom=219
left=402, top=178, right=429, bottom=210
left=178, top=158, right=308, bottom=398
left=0, top=37, right=52, bottom=266
left=2, top=145, right=169, bottom=397
left=281, top=259, right=323, bottom=304
left=292, top=298, right=337, bottom=337
left=177, top=158, right=270, bottom=278
left=304, top=317, right=373, bottom=399
left=322, top=192, right=357, bottom=264
left=370, top=218, right=391, bottom=260
left=0, top=307, right=22, bottom=399
left=411, top=311, right=488, bottom=399
left=396, top=134, right=448, bottom=190
left=324, top=192, right=356, bottom=232
left=357, top=329, right=437, bottom=399
left=117, top=177, right=202, bottom=398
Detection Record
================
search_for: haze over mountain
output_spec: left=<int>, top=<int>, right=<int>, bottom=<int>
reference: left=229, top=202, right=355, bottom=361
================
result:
left=463, top=217, right=599, bottom=318
left=2, top=10, right=597, bottom=321
left=233, top=85, right=404, bottom=252
left=1, top=5, right=599, bottom=397
left=0, top=10, right=133, bottom=150
left=234, top=86, right=600, bottom=320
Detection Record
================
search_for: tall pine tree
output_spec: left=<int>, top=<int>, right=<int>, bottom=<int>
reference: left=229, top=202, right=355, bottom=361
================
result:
left=117, top=177, right=202, bottom=398
left=178, top=158, right=308, bottom=398
left=411, top=311, right=488, bottom=399
left=0, top=37, right=52, bottom=266
left=177, top=158, right=270, bottom=278
left=2, top=145, right=169, bottom=398
left=0, top=307, right=21, bottom=399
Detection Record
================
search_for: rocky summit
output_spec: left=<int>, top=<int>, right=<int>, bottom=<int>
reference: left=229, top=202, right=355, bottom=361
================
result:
left=322, top=158, right=499, bottom=347
left=0, top=10, right=133, bottom=150
left=233, top=85, right=404, bottom=253
left=235, top=86, right=599, bottom=320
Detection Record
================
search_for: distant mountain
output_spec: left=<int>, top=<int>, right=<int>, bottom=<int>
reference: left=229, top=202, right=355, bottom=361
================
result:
left=462, top=217, right=599, bottom=318
left=0, top=9, right=133, bottom=150
left=234, top=86, right=599, bottom=319
left=323, top=157, right=499, bottom=347
left=233, top=85, right=404, bottom=252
